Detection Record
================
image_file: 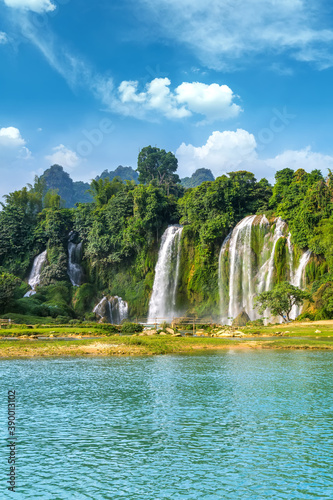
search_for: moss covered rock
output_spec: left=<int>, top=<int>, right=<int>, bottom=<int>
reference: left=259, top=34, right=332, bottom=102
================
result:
left=232, top=311, right=250, bottom=327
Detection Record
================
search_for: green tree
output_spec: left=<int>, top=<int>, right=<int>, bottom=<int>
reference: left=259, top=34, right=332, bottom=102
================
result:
left=88, top=178, right=124, bottom=207
left=137, top=146, right=180, bottom=193
left=255, top=282, right=312, bottom=322
left=0, top=272, right=20, bottom=313
left=43, top=189, right=65, bottom=209
left=309, top=216, right=333, bottom=270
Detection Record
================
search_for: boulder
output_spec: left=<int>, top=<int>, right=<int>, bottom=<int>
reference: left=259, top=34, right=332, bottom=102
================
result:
left=232, top=311, right=250, bottom=327
left=166, top=327, right=175, bottom=334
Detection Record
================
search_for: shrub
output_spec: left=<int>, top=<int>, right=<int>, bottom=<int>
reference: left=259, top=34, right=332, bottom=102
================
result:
left=121, top=322, right=143, bottom=334
left=55, top=315, right=71, bottom=324
left=85, top=312, right=96, bottom=322
left=102, top=324, right=120, bottom=335
left=246, top=319, right=264, bottom=327
left=69, top=319, right=81, bottom=325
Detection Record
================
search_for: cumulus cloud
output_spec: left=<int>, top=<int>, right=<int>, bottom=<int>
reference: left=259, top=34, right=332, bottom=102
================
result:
left=137, top=0, right=333, bottom=69
left=45, top=144, right=81, bottom=169
left=0, top=126, right=32, bottom=161
left=176, top=130, right=333, bottom=181
left=176, top=82, right=241, bottom=122
left=0, top=127, right=25, bottom=148
left=176, top=129, right=257, bottom=178
left=0, top=32, right=9, bottom=44
left=3, top=0, right=56, bottom=13
left=266, top=147, right=333, bottom=173
left=116, top=78, right=241, bottom=121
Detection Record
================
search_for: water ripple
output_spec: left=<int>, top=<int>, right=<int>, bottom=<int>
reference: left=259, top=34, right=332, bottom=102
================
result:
left=0, top=351, right=332, bottom=498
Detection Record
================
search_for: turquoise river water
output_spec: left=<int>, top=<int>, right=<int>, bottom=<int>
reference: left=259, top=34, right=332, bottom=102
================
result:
left=1, top=350, right=333, bottom=499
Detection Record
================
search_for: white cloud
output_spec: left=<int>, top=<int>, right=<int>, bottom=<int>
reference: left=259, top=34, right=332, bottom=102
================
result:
left=176, top=129, right=257, bottom=178
left=176, top=82, right=242, bottom=122
left=13, top=15, right=241, bottom=123
left=116, top=78, right=241, bottom=121
left=45, top=144, right=81, bottom=169
left=3, top=0, right=56, bottom=13
left=117, top=78, right=190, bottom=119
left=176, top=130, right=333, bottom=181
left=0, top=32, right=9, bottom=44
left=0, top=126, right=26, bottom=148
left=0, top=126, right=32, bottom=165
left=266, top=146, right=333, bottom=173
left=137, top=0, right=333, bottom=69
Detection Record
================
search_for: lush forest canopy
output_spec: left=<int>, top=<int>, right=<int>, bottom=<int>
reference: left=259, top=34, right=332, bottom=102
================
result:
left=0, top=145, right=332, bottom=323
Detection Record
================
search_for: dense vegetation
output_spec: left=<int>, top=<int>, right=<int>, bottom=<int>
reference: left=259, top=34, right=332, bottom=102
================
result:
left=96, top=165, right=139, bottom=184
left=181, top=168, right=215, bottom=188
left=0, top=146, right=332, bottom=323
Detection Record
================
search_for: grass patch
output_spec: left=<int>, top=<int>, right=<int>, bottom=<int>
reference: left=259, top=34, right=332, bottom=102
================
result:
left=1, top=320, right=333, bottom=358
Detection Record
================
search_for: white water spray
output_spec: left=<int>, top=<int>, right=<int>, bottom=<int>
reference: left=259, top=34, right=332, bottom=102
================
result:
left=24, top=250, right=47, bottom=297
left=67, top=233, right=84, bottom=286
left=290, top=249, right=312, bottom=319
left=148, top=225, right=183, bottom=322
left=93, top=296, right=129, bottom=324
left=218, top=215, right=311, bottom=324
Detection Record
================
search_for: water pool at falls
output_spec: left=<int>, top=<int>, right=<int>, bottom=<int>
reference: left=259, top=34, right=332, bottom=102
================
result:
left=148, top=225, right=183, bottom=323
left=219, top=215, right=311, bottom=324
left=2, top=352, right=333, bottom=499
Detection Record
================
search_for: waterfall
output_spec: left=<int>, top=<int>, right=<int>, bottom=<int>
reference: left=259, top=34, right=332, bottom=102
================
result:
left=227, top=215, right=257, bottom=323
left=218, top=215, right=311, bottom=325
left=67, top=233, right=84, bottom=286
left=287, top=233, right=294, bottom=282
left=290, top=249, right=312, bottom=319
left=219, top=232, right=232, bottom=324
left=24, top=250, right=47, bottom=297
left=148, top=225, right=183, bottom=323
left=109, top=296, right=129, bottom=324
left=93, top=296, right=129, bottom=324
left=265, top=218, right=286, bottom=291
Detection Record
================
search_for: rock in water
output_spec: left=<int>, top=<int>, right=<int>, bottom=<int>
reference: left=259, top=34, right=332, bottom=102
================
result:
left=232, top=311, right=250, bottom=327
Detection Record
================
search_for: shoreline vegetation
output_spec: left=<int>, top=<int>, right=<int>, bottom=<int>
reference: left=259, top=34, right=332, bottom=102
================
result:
left=1, top=320, right=333, bottom=358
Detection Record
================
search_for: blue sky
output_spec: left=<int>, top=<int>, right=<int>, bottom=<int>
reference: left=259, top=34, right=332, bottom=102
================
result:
left=1, top=0, right=333, bottom=198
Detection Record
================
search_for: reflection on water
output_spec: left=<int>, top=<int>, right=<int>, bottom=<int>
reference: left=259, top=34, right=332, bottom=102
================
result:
left=0, top=351, right=333, bottom=499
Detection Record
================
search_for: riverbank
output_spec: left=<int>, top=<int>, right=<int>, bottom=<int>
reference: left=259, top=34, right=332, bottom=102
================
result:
left=1, top=320, right=333, bottom=357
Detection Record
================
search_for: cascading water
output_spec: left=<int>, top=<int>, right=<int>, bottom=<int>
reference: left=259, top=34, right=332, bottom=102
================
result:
left=109, top=296, right=129, bottom=324
left=227, top=215, right=257, bottom=323
left=93, top=296, right=129, bottom=324
left=287, top=233, right=294, bottom=282
left=219, top=215, right=311, bottom=324
left=290, top=249, right=312, bottom=319
left=218, top=232, right=232, bottom=322
left=67, top=233, right=84, bottom=286
left=148, top=225, right=183, bottom=323
left=24, top=250, right=47, bottom=297
left=265, top=218, right=286, bottom=292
